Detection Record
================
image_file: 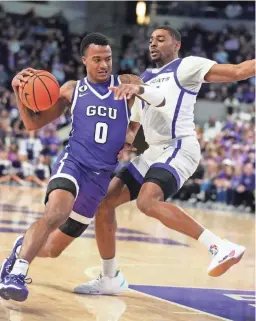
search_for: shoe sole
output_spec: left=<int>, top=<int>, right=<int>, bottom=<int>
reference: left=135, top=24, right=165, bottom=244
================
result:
left=208, top=247, right=246, bottom=277
left=0, top=286, right=10, bottom=300
left=5, top=287, right=28, bottom=302
left=74, top=281, right=129, bottom=295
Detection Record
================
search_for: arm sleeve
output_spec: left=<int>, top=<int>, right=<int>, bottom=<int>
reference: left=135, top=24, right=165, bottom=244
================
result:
left=177, top=56, right=217, bottom=92
left=130, top=96, right=142, bottom=123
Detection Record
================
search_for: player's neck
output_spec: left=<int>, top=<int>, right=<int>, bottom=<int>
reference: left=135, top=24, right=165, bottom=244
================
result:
left=156, top=55, right=179, bottom=68
left=87, top=74, right=111, bottom=84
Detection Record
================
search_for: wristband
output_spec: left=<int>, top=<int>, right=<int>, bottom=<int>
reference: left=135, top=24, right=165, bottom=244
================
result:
left=137, top=85, right=165, bottom=106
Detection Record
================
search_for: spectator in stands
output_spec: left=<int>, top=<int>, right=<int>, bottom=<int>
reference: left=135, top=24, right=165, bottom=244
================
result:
left=235, top=162, right=255, bottom=211
left=203, top=116, right=222, bottom=143
left=214, top=159, right=235, bottom=203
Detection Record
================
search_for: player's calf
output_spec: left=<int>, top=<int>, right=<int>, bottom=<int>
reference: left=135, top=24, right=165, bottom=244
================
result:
left=38, top=218, right=89, bottom=258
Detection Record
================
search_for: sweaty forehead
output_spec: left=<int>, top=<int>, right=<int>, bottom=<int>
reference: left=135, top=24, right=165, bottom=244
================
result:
left=86, top=44, right=112, bottom=57
left=151, top=29, right=171, bottom=39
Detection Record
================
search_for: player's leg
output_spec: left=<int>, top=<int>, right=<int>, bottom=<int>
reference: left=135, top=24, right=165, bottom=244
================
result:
left=95, top=178, right=129, bottom=263
left=137, top=138, right=246, bottom=277
left=74, top=167, right=142, bottom=295
left=136, top=169, right=205, bottom=239
left=37, top=216, right=88, bottom=258
left=0, top=188, right=75, bottom=302
left=0, top=153, right=82, bottom=301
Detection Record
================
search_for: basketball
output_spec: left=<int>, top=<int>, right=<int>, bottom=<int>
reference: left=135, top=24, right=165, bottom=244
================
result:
left=19, top=70, right=60, bottom=112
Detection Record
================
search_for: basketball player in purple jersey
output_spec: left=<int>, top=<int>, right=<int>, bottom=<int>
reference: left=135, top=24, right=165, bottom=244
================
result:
left=73, top=26, right=255, bottom=295
left=0, top=32, right=164, bottom=302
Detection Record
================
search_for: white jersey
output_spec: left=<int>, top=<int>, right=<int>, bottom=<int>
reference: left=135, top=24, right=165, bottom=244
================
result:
left=132, top=56, right=216, bottom=146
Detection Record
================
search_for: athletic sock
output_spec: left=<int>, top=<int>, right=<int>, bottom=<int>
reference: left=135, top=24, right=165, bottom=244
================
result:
left=198, top=229, right=222, bottom=253
left=11, top=259, right=29, bottom=276
left=102, top=257, right=118, bottom=278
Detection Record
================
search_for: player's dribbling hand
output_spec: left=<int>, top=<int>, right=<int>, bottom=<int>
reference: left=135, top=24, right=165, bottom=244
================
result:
left=117, top=143, right=137, bottom=161
left=109, top=84, right=140, bottom=100
left=11, top=68, right=37, bottom=89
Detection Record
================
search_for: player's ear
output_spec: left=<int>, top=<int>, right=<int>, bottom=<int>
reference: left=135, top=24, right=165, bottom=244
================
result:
left=82, top=56, right=87, bottom=66
left=174, top=41, right=181, bottom=52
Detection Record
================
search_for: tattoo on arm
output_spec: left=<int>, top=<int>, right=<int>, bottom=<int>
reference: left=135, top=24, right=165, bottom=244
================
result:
left=119, top=74, right=144, bottom=85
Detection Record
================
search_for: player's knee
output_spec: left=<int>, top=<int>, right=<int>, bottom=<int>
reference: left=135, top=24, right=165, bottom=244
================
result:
left=44, top=205, right=71, bottom=230
left=96, top=196, right=116, bottom=220
left=137, top=198, right=157, bottom=217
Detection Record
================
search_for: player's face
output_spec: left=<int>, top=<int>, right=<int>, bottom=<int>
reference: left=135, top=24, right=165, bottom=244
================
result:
left=149, top=29, right=180, bottom=65
left=82, top=44, right=112, bottom=83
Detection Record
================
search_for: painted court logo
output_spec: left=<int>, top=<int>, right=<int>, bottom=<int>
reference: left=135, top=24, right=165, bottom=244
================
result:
left=130, top=285, right=255, bottom=321
left=0, top=204, right=189, bottom=248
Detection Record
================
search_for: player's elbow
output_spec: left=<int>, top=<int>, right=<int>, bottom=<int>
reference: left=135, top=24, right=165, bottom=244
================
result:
left=24, top=123, right=40, bottom=131
left=234, top=65, right=247, bottom=81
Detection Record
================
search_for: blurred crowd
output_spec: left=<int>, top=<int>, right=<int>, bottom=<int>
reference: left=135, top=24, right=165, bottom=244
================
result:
left=0, top=6, right=254, bottom=212
left=157, top=1, right=255, bottom=20
left=174, top=110, right=255, bottom=213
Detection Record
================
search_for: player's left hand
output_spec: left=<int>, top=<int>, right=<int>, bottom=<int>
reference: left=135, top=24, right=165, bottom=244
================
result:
left=117, top=143, right=137, bottom=161
left=109, top=84, right=140, bottom=100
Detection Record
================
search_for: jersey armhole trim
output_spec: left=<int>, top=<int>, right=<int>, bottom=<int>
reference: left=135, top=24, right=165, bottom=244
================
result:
left=71, top=80, right=80, bottom=114
left=174, top=65, right=198, bottom=96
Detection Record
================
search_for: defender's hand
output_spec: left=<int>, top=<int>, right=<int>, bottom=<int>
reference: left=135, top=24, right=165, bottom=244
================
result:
left=109, top=84, right=140, bottom=100
left=117, top=143, right=137, bottom=161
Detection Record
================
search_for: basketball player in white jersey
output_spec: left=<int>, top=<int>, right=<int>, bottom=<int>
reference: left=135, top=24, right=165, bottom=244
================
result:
left=74, top=26, right=255, bottom=294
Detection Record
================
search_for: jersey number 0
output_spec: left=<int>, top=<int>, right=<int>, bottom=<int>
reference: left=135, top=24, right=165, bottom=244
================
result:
left=94, top=122, right=108, bottom=144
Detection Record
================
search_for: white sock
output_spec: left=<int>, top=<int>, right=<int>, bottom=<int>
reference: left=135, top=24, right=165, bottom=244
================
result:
left=198, top=229, right=222, bottom=252
left=102, top=258, right=118, bottom=278
left=11, top=259, right=29, bottom=276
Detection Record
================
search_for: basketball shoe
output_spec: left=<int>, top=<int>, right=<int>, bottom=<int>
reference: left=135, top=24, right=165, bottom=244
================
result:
left=0, top=236, right=24, bottom=281
left=73, top=270, right=128, bottom=295
left=207, top=239, right=246, bottom=277
left=0, top=273, right=31, bottom=302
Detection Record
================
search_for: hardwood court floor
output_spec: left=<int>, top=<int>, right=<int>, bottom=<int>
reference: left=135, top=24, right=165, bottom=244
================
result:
left=0, top=186, right=255, bottom=321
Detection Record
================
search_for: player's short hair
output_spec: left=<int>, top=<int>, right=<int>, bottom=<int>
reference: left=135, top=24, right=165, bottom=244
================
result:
left=80, top=32, right=110, bottom=56
left=155, top=26, right=181, bottom=42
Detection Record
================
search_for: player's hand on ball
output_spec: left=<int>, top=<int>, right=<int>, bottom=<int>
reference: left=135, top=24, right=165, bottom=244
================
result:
left=109, top=84, right=140, bottom=100
left=12, top=68, right=37, bottom=89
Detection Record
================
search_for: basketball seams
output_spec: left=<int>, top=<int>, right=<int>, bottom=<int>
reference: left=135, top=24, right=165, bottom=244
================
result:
left=21, top=71, right=59, bottom=111
left=33, top=72, right=53, bottom=106
left=35, top=73, right=59, bottom=87
left=32, top=75, right=40, bottom=112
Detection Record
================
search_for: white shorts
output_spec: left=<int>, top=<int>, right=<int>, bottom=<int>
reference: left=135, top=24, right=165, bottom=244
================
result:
left=126, top=136, right=201, bottom=190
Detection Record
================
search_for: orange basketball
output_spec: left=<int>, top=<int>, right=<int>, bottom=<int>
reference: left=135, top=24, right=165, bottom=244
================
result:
left=19, top=70, right=60, bottom=112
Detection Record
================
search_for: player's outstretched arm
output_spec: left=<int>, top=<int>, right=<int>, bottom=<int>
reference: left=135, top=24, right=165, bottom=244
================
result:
left=119, top=74, right=144, bottom=85
left=12, top=69, right=75, bottom=131
left=205, top=59, right=255, bottom=82
left=109, top=83, right=165, bottom=107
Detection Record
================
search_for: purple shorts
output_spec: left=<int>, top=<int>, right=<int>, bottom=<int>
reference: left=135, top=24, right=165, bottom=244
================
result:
left=46, top=151, right=111, bottom=223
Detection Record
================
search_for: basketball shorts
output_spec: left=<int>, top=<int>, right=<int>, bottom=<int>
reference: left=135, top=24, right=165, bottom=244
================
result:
left=125, top=136, right=201, bottom=196
left=45, top=150, right=111, bottom=224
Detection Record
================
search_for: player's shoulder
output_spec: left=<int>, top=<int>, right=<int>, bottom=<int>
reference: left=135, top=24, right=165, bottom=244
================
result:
left=61, top=80, right=77, bottom=92
left=140, top=68, right=154, bottom=83
left=180, top=55, right=216, bottom=67
left=60, top=80, right=78, bottom=102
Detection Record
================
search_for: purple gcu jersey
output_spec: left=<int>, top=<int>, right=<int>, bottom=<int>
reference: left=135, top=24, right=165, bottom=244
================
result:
left=48, top=75, right=130, bottom=223
left=68, top=75, right=130, bottom=171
